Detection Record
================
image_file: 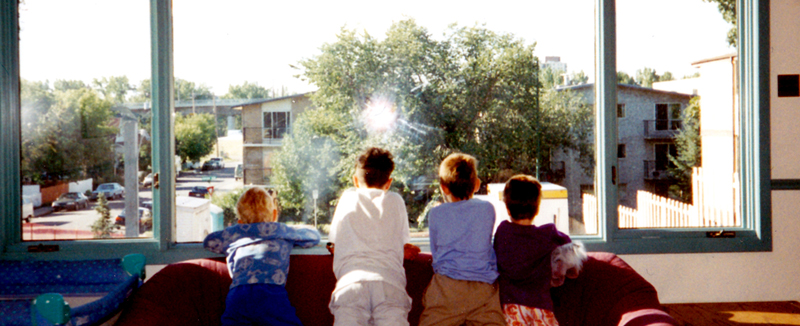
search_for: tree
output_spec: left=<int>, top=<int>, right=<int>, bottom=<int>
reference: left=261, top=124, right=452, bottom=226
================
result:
left=93, top=76, right=133, bottom=103
left=91, top=196, right=118, bottom=238
left=128, top=79, right=152, bottom=103
left=703, top=0, right=736, bottom=47
left=617, top=71, right=637, bottom=85
left=175, top=113, right=217, bottom=163
left=20, top=82, right=117, bottom=185
left=569, top=71, right=589, bottom=85
left=210, top=188, right=245, bottom=226
left=175, top=78, right=214, bottom=101
left=668, top=96, right=701, bottom=202
left=223, top=81, right=271, bottom=99
left=635, top=67, right=674, bottom=88
left=273, top=20, right=591, bottom=221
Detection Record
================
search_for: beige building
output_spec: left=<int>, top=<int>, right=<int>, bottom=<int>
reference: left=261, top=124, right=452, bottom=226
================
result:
left=654, top=53, right=739, bottom=211
left=237, top=93, right=315, bottom=186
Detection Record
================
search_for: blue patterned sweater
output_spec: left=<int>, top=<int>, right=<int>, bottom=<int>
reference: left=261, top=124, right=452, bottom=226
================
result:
left=203, top=222, right=320, bottom=288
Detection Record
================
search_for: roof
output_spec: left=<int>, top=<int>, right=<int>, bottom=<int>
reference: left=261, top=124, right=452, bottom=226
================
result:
left=691, top=53, right=737, bottom=66
left=557, top=83, right=694, bottom=97
left=122, top=91, right=315, bottom=111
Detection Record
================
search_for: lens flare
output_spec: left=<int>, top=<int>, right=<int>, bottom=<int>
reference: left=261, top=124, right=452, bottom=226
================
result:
left=363, top=98, right=397, bottom=132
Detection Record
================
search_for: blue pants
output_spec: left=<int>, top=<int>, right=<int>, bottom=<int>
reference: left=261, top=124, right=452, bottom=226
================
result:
left=222, top=284, right=304, bottom=326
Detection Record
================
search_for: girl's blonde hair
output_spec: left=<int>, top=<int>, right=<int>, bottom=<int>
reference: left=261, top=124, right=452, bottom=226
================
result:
left=236, top=187, right=276, bottom=224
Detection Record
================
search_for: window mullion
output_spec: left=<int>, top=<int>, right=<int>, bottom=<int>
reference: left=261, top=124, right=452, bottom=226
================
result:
left=0, top=0, right=21, bottom=250
left=596, top=0, right=618, bottom=241
left=151, top=0, right=175, bottom=250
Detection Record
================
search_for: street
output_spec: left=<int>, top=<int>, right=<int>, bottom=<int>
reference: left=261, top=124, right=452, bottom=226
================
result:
left=22, top=162, right=242, bottom=241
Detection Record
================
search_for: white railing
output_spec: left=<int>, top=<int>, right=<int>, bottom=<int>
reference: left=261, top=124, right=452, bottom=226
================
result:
left=583, top=167, right=739, bottom=229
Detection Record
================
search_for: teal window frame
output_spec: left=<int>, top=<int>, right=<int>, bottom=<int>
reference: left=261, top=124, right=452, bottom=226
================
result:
left=0, top=0, right=771, bottom=262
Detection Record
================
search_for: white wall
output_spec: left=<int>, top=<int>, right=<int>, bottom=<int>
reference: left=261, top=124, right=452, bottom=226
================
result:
left=621, top=0, right=800, bottom=304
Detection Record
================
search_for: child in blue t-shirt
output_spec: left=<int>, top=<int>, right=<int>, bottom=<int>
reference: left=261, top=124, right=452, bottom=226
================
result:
left=204, top=187, right=320, bottom=326
left=419, top=153, right=506, bottom=326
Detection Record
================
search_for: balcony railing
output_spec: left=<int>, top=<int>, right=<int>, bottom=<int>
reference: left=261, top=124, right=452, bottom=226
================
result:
left=242, top=127, right=288, bottom=145
left=643, top=160, right=669, bottom=180
left=643, top=120, right=681, bottom=139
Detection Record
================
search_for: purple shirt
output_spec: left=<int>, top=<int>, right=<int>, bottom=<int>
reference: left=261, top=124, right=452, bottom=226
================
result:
left=493, top=220, right=571, bottom=310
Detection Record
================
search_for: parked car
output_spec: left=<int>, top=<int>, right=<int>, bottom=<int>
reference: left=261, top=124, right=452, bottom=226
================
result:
left=188, top=186, right=212, bottom=198
left=201, top=159, right=223, bottom=171
left=210, top=157, right=224, bottom=169
left=22, top=198, right=33, bottom=223
left=140, top=199, right=153, bottom=210
left=52, top=192, right=90, bottom=211
left=115, top=207, right=153, bottom=234
left=141, top=173, right=154, bottom=188
left=234, top=164, right=243, bottom=181
left=91, top=183, right=125, bottom=200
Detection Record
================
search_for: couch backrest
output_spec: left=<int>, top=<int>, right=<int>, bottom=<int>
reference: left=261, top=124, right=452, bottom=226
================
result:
left=117, top=252, right=675, bottom=326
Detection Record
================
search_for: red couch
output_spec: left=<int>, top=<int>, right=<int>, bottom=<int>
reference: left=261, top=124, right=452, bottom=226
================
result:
left=115, top=252, right=676, bottom=326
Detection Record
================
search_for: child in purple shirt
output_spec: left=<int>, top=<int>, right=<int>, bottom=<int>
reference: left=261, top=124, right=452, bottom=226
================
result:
left=494, top=175, right=580, bottom=326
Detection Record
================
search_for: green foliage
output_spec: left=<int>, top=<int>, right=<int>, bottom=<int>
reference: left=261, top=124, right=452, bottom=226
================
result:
left=175, top=78, right=213, bottom=101
left=175, top=113, right=217, bottom=163
left=635, top=67, right=674, bottom=88
left=617, top=71, right=637, bottom=85
left=93, top=76, right=132, bottom=103
left=274, top=19, right=592, bottom=221
left=222, top=81, right=271, bottom=99
left=668, top=96, right=702, bottom=202
left=210, top=188, right=245, bottom=226
left=20, top=82, right=117, bottom=185
left=703, top=0, right=737, bottom=47
left=91, top=196, right=118, bottom=238
left=569, top=71, right=590, bottom=85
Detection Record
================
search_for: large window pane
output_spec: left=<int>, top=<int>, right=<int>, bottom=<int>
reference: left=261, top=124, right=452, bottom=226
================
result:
left=616, top=0, right=739, bottom=229
left=19, top=1, right=152, bottom=240
left=172, top=0, right=595, bottom=241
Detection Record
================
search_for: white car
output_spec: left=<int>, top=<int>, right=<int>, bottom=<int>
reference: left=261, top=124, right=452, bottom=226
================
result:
left=142, top=173, right=154, bottom=188
left=91, top=183, right=125, bottom=200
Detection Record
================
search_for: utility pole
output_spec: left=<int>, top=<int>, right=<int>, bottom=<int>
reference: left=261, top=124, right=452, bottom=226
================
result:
left=213, top=95, right=220, bottom=157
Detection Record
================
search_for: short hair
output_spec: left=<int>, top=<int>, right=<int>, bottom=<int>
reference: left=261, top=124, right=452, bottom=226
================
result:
left=354, top=147, right=395, bottom=188
left=439, top=153, right=479, bottom=200
left=503, top=174, right=542, bottom=221
left=236, top=187, right=276, bottom=224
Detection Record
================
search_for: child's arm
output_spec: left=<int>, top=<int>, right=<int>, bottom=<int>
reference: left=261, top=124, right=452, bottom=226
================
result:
left=203, top=226, right=245, bottom=254
left=283, top=225, right=322, bottom=248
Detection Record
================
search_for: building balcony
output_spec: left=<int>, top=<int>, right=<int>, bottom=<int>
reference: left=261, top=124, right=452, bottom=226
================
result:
left=242, top=127, right=287, bottom=146
left=643, top=120, right=681, bottom=140
left=643, top=160, right=670, bottom=180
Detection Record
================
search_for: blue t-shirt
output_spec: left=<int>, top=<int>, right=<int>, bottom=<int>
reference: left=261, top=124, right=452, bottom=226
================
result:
left=204, top=222, right=320, bottom=288
left=428, top=198, right=498, bottom=284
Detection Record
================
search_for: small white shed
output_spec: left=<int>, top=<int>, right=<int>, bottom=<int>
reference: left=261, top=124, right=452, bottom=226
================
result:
left=482, top=182, right=570, bottom=235
left=175, top=196, right=211, bottom=242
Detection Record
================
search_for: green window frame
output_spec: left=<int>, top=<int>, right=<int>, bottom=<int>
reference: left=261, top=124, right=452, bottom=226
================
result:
left=0, top=0, right=771, bottom=262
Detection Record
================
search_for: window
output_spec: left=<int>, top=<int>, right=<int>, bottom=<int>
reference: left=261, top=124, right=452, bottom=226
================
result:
left=0, top=0, right=771, bottom=261
left=617, top=103, right=626, bottom=118
left=263, top=111, right=290, bottom=143
left=655, top=103, right=682, bottom=130
left=617, top=144, right=627, bottom=158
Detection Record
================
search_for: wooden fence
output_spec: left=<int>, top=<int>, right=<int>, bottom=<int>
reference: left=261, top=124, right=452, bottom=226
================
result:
left=583, top=167, right=739, bottom=229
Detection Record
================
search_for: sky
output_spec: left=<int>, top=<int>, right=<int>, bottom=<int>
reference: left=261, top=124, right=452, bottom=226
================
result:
left=19, top=0, right=734, bottom=97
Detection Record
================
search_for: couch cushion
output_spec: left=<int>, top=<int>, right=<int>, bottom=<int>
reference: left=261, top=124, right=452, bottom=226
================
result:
left=551, top=252, right=675, bottom=326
